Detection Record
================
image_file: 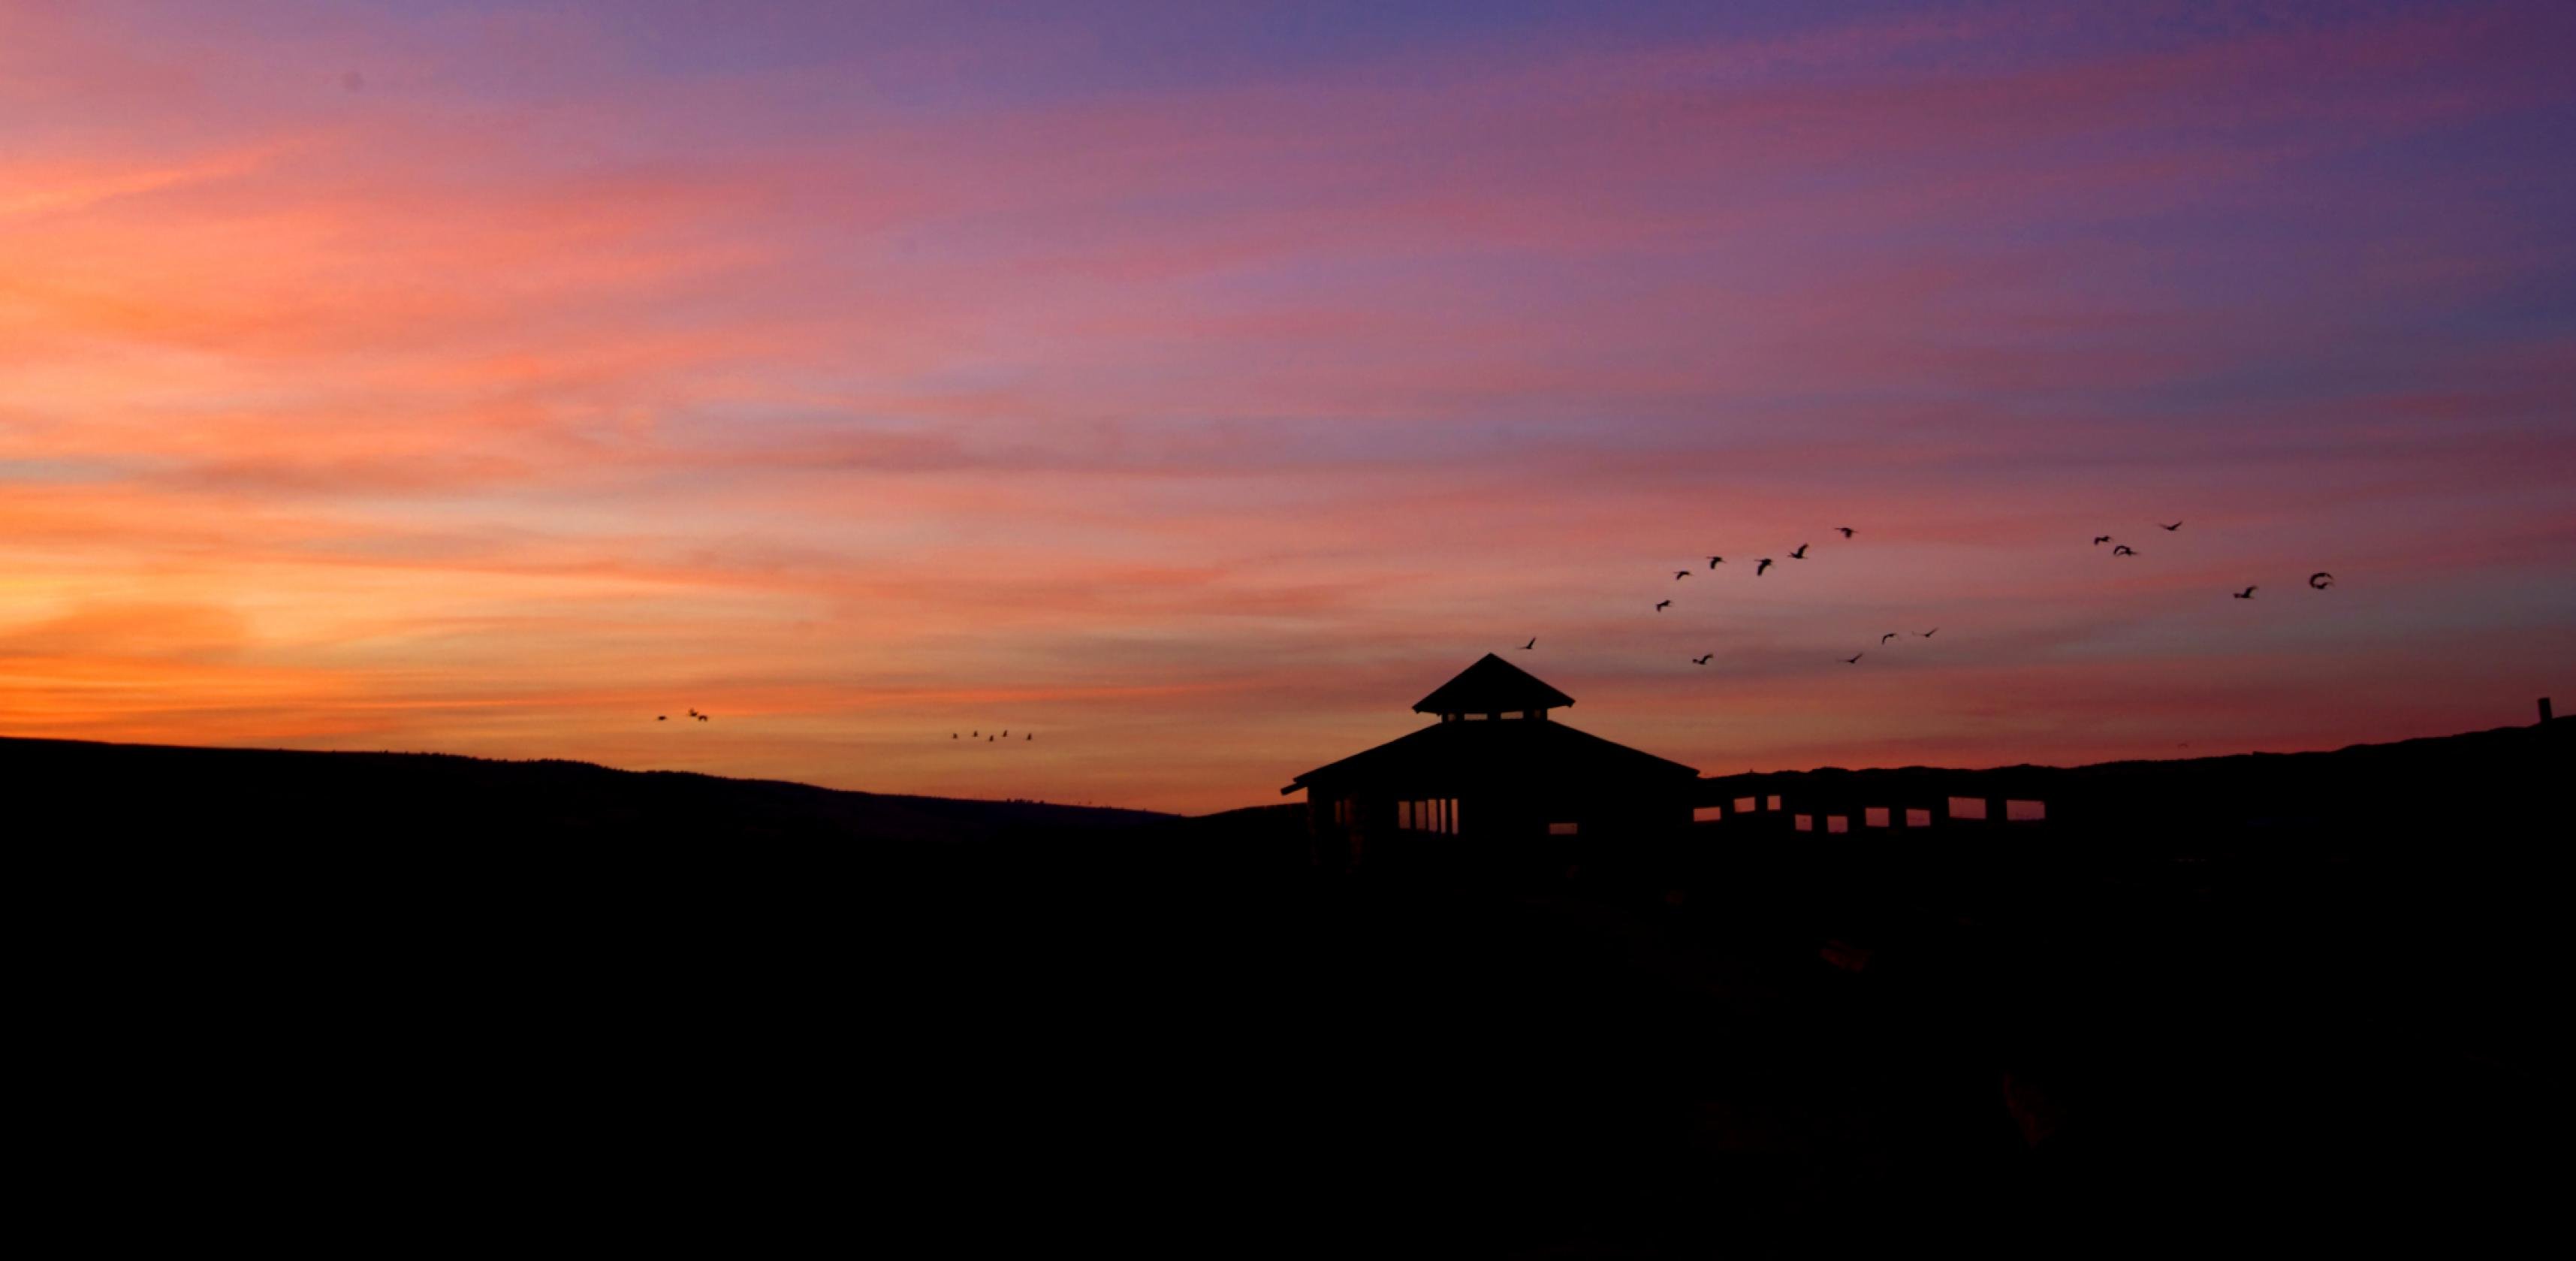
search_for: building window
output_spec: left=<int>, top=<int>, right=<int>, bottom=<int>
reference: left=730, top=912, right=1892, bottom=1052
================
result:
left=1865, top=807, right=1890, bottom=828
left=1332, top=798, right=1352, bottom=825
left=1905, top=808, right=1932, bottom=828
left=1401, top=798, right=1460, bottom=834
left=1793, top=814, right=1813, bottom=831
left=1548, top=821, right=1579, bottom=836
left=1766, top=795, right=1782, bottom=811
left=1827, top=815, right=1849, bottom=834
left=1733, top=797, right=1757, bottom=814
left=1693, top=806, right=1724, bottom=823
left=1948, top=796, right=1988, bottom=821
left=2005, top=799, right=2047, bottom=822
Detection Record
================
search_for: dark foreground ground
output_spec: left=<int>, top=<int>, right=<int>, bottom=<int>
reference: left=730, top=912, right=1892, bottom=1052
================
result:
left=19, top=726, right=2566, bottom=1255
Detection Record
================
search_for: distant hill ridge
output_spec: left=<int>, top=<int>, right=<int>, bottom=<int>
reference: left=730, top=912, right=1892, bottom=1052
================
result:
left=2, top=735, right=1171, bottom=842
left=8, top=716, right=2559, bottom=843
left=1689, top=719, right=2564, bottom=840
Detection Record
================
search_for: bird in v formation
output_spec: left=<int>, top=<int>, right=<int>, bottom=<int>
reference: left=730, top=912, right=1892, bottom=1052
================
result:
left=1645, top=527, right=1898, bottom=664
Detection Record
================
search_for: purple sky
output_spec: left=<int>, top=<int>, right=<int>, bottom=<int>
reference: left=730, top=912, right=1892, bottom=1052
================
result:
left=3, top=1, right=2571, bottom=810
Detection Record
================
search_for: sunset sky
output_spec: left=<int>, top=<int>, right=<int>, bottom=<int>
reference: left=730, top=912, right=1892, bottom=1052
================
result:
left=4, top=0, right=2571, bottom=813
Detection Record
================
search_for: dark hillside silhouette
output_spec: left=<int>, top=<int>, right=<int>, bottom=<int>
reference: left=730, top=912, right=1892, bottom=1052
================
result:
left=2, top=735, right=1165, bottom=842
left=20, top=718, right=2565, bottom=1254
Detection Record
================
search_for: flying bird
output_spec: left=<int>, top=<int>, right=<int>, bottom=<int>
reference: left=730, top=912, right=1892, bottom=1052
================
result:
left=2112, top=545, right=2137, bottom=557
left=952, top=733, right=958, bottom=739
left=1692, top=654, right=1713, bottom=665
left=1880, top=632, right=1898, bottom=644
left=1001, top=730, right=1008, bottom=738
left=2234, top=586, right=2257, bottom=599
left=2309, top=572, right=2334, bottom=590
left=686, top=708, right=699, bottom=717
left=1026, top=733, right=1033, bottom=741
left=1835, top=527, right=1854, bottom=538
left=698, top=714, right=710, bottom=722
left=1707, top=556, right=1724, bottom=569
left=2093, top=535, right=2113, bottom=546
left=1522, top=637, right=1537, bottom=650
left=1674, top=571, right=1691, bottom=581
left=2160, top=521, right=2183, bottom=532
left=1788, top=544, right=1809, bottom=560
left=656, top=716, right=667, bottom=722
left=1843, top=653, right=1863, bottom=665
left=1654, top=600, right=1671, bottom=612
left=1920, top=628, right=1938, bottom=638
left=1755, top=558, right=1774, bottom=575
left=988, top=735, right=994, bottom=741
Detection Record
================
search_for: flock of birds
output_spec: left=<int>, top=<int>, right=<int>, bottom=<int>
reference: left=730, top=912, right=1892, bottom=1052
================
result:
left=656, top=704, right=1040, bottom=745
left=660, top=714, right=1036, bottom=742
left=1517, top=520, right=2337, bottom=667
left=1618, top=526, right=1896, bottom=663
left=665, top=520, right=2343, bottom=735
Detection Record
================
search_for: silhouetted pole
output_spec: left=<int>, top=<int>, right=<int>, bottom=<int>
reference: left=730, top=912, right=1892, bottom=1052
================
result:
left=2542, top=697, right=2556, bottom=724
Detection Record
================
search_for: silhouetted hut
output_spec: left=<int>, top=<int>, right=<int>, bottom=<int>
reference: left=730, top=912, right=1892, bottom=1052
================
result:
left=1284, top=654, right=1699, bottom=870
